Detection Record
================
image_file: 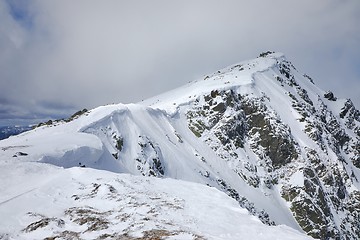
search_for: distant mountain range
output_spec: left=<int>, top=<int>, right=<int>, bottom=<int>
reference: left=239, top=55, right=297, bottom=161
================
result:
left=0, top=125, right=32, bottom=140
left=0, top=52, right=359, bottom=239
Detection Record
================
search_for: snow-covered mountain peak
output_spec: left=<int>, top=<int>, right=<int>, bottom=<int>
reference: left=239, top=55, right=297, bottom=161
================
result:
left=1, top=52, right=359, bottom=239
left=141, top=51, right=289, bottom=114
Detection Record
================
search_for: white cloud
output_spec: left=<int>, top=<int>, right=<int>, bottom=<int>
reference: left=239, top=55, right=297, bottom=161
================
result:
left=0, top=0, right=359, bottom=125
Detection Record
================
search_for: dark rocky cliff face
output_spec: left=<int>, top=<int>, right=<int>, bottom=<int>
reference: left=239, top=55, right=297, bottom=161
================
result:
left=184, top=56, right=360, bottom=239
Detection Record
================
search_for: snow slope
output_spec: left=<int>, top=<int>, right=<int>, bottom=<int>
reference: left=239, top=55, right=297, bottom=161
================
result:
left=0, top=163, right=311, bottom=239
left=1, top=51, right=359, bottom=239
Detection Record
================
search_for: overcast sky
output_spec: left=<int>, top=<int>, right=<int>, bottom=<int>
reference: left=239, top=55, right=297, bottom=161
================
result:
left=1, top=0, right=359, bottom=126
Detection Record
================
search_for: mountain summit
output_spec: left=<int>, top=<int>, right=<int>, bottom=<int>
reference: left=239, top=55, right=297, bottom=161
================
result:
left=1, top=52, right=359, bottom=239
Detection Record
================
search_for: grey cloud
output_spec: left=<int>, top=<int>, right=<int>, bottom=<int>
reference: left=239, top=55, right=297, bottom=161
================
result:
left=0, top=97, right=10, bottom=105
left=0, top=101, right=75, bottom=126
left=0, top=0, right=359, bottom=126
left=37, top=100, right=76, bottom=112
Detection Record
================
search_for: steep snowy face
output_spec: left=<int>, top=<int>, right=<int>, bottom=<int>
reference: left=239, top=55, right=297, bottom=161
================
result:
left=144, top=51, right=360, bottom=239
left=0, top=52, right=359, bottom=239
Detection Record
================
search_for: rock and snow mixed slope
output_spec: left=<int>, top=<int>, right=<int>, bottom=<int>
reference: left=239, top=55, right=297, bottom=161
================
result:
left=0, top=52, right=359, bottom=239
left=0, top=162, right=310, bottom=240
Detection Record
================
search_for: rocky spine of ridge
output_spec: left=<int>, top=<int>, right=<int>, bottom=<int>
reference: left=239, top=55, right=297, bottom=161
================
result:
left=185, top=53, right=360, bottom=239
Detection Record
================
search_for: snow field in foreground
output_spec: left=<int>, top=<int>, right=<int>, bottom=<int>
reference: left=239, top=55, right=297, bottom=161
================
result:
left=0, top=163, right=311, bottom=239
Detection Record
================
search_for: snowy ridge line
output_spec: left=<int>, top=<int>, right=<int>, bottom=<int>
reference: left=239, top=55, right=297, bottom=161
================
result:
left=0, top=52, right=359, bottom=239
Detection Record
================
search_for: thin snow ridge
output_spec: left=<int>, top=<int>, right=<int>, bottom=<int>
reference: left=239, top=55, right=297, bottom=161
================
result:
left=140, top=53, right=286, bottom=112
left=78, top=106, right=130, bottom=133
left=214, top=52, right=285, bottom=75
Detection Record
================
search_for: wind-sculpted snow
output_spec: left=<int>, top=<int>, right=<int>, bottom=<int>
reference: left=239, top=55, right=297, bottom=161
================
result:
left=0, top=52, right=359, bottom=239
